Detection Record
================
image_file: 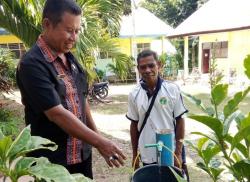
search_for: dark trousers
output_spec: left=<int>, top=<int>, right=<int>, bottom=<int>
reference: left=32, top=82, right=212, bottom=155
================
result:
left=65, top=154, right=93, bottom=179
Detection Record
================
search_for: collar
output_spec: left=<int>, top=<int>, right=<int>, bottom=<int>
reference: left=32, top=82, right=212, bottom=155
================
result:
left=37, top=35, right=75, bottom=63
left=37, top=35, right=58, bottom=63
left=140, top=76, right=163, bottom=98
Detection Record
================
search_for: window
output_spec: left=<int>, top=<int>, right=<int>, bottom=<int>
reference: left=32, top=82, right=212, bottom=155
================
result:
left=136, top=43, right=150, bottom=54
left=202, top=41, right=228, bottom=58
left=0, top=43, right=26, bottom=59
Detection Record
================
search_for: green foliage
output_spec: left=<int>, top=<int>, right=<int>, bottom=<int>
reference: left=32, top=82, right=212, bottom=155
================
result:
left=107, top=54, right=135, bottom=81
left=0, top=126, right=92, bottom=182
left=0, top=109, right=22, bottom=137
left=184, top=55, right=250, bottom=182
left=0, top=48, right=16, bottom=92
left=0, top=0, right=129, bottom=82
left=159, top=53, right=179, bottom=79
left=141, top=0, right=208, bottom=27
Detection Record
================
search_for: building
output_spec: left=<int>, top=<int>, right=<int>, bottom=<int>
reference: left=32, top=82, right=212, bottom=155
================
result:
left=96, top=7, right=175, bottom=76
left=0, top=28, right=26, bottom=59
left=168, top=0, right=250, bottom=81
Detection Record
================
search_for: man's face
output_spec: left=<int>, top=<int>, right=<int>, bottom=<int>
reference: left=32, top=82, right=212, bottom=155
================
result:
left=43, top=12, right=81, bottom=54
left=137, top=55, right=160, bottom=84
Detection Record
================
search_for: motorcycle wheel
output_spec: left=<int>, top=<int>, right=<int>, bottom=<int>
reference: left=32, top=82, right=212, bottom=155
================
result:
left=96, top=87, right=108, bottom=99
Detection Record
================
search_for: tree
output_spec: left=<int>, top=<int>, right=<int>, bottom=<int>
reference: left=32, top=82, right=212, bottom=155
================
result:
left=141, top=0, right=208, bottom=27
left=0, top=0, right=132, bottom=82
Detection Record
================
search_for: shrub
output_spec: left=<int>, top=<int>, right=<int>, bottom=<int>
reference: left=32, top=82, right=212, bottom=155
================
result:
left=0, top=48, right=17, bottom=92
left=0, top=126, right=93, bottom=182
left=184, top=55, right=250, bottom=181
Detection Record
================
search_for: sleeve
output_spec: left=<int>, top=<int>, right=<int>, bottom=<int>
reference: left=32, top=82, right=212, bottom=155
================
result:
left=17, top=62, right=61, bottom=113
left=173, top=86, right=188, bottom=118
left=126, top=92, right=139, bottom=122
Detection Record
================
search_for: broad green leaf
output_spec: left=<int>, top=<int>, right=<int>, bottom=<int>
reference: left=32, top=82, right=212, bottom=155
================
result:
left=223, top=110, right=242, bottom=136
left=233, top=160, right=250, bottom=181
left=14, top=157, right=36, bottom=178
left=211, top=84, right=228, bottom=106
left=238, top=113, right=250, bottom=130
left=244, top=55, right=250, bottom=79
left=6, top=126, right=31, bottom=161
left=225, top=135, right=248, bottom=158
left=223, top=86, right=250, bottom=120
left=210, top=167, right=224, bottom=180
left=29, top=157, right=75, bottom=182
left=182, top=92, right=214, bottom=116
left=72, top=173, right=93, bottom=182
left=197, top=162, right=210, bottom=174
left=0, top=136, right=12, bottom=161
left=232, top=125, right=250, bottom=150
left=169, top=167, right=187, bottom=182
left=197, top=137, right=209, bottom=151
left=189, top=115, right=223, bottom=139
left=20, top=136, right=57, bottom=155
left=232, top=152, right=243, bottom=162
left=202, top=144, right=221, bottom=165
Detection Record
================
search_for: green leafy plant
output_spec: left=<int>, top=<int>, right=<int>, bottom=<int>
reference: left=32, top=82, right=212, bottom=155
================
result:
left=159, top=53, right=179, bottom=80
left=0, top=126, right=92, bottom=182
left=107, top=54, right=135, bottom=81
left=0, top=48, right=16, bottom=92
left=0, top=109, right=22, bottom=137
left=184, top=55, right=250, bottom=182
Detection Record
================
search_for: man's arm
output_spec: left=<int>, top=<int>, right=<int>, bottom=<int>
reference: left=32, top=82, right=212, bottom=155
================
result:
left=130, top=121, right=140, bottom=169
left=45, top=105, right=126, bottom=167
left=174, top=117, right=185, bottom=168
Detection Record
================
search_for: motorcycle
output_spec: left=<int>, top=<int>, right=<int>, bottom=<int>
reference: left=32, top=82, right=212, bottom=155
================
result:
left=89, top=81, right=109, bottom=101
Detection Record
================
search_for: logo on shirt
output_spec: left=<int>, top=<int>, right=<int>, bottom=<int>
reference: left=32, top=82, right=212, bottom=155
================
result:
left=159, top=97, right=167, bottom=105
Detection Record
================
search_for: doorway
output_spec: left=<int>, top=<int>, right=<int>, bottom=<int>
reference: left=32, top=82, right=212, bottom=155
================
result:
left=202, top=49, right=210, bottom=73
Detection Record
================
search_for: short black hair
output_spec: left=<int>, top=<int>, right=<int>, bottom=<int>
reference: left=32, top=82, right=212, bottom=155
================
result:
left=137, top=49, right=158, bottom=64
left=42, top=0, right=82, bottom=26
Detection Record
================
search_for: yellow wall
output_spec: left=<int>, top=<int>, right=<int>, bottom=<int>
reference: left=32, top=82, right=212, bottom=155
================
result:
left=114, top=37, right=153, bottom=56
left=0, top=35, right=22, bottom=44
left=199, top=29, right=250, bottom=76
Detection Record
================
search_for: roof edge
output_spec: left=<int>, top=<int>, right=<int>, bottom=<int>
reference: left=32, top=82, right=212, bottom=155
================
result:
left=167, top=26, right=250, bottom=38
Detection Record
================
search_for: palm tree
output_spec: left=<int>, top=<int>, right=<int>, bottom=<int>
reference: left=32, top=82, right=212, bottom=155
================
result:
left=0, top=0, right=132, bottom=82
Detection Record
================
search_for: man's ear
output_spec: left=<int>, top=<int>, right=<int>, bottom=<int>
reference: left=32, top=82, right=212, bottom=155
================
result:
left=42, top=18, right=51, bottom=30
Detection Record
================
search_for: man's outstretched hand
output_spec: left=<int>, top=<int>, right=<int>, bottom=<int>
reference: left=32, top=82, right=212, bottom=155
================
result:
left=97, top=137, right=126, bottom=168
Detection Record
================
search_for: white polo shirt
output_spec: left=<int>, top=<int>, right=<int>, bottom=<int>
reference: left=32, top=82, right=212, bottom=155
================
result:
left=126, top=80, right=187, bottom=163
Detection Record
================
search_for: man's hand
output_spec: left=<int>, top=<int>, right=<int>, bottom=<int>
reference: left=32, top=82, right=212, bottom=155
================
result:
left=97, top=137, right=126, bottom=168
left=132, top=154, right=140, bottom=170
left=174, top=152, right=182, bottom=169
